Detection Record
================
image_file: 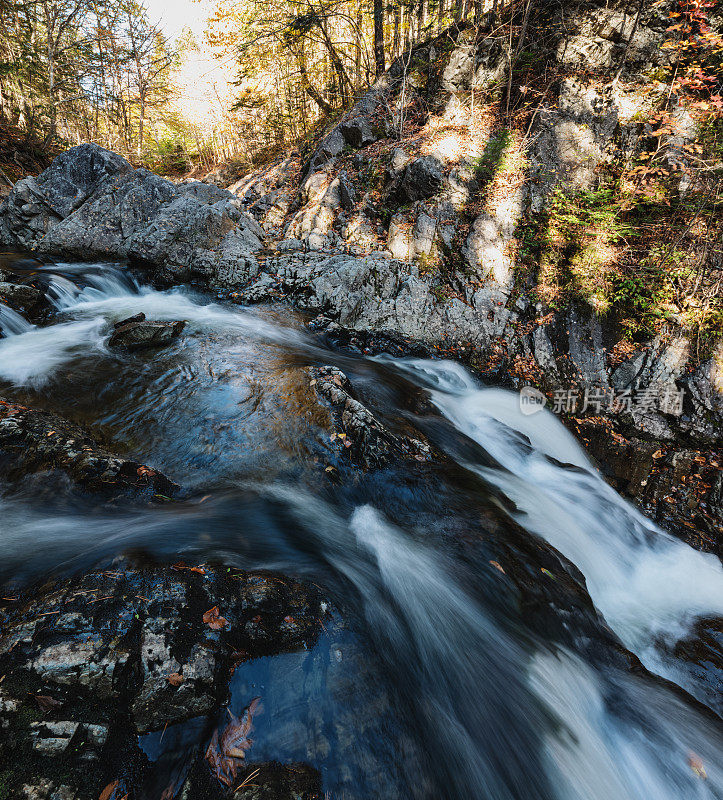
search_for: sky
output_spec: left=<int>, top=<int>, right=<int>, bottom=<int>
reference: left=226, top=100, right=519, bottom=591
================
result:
left=143, top=0, right=239, bottom=127
left=144, top=0, right=209, bottom=39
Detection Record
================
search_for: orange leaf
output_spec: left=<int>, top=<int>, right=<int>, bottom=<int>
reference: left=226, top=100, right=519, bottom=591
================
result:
left=99, top=782, right=119, bottom=800
left=203, top=606, right=228, bottom=630
left=167, top=672, right=184, bottom=686
left=688, top=752, right=707, bottom=779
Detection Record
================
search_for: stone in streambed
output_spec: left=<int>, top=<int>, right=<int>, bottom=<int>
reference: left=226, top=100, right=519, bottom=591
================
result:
left=0, top=281, right=43, bottom=312
left=0, top=397, right=179, bottom=497
left=108, top=312, right=185, bottom=351
left=0, top=562, right=326, bottom=799
left=309, top=365, right=432, bottom=470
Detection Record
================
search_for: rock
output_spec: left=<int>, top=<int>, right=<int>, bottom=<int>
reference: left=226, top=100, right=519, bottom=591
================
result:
left=339, top=115, right=377, bottom=149
left=233, top=762, right=322, bottom=800
left=0, top=144, right=132, bottom=250
left=0, top=562, right=326, bottom=798
left=309, top=365, right=431, bottom=469
left=0, top=144, right=264, bottom=289
left=0, top=398, right=179, bottom=497
left=572, top=417, right=722, bottom=555
left=0, top=281, right=43, bottom=311
left=394, top=156, right=444, bottom=203
left=231, top=273, right=282, bottom=304
left=337, top=173, right=356, bottom=212
left=108, top=313, right=185, bottom=350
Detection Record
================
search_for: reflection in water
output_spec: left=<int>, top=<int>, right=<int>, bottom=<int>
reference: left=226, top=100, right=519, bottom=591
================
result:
left=0, top=262, right=721, bottom=799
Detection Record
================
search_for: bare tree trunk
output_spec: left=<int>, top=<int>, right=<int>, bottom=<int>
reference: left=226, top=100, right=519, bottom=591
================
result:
left=373, top=0, right=385, bottom=76
left=355, top=2, right=363, bottom=89
left=393, top=3, right=401, bottom=56
left=505, top=0, right=532, bottom=119
left=418, top=0, right=427, bottom=34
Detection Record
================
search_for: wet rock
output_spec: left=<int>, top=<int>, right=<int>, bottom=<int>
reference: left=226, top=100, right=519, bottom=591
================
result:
left=108, top=313, right=185, bottom=351
left=309, top=365, right=431, bottom=469
left=571, top=417, right=722, bottom=554
left=0, top=398, right=179, bottom=497
left=0, top=562, right=325, bottom=798
left=0, top=281, right=43, bottom=311
left=233, top=762, right=322, bottom=800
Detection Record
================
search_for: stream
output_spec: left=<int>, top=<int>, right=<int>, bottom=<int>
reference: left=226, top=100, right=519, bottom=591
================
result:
left=1, top=260, right=722, bottom=799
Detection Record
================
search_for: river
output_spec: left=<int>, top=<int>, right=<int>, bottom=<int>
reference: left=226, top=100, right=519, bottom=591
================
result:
left=1, top=260, right=721, bottom=799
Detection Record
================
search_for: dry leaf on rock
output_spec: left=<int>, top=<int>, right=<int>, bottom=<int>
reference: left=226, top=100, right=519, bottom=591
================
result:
left=203, top=605, right=228, bottom=630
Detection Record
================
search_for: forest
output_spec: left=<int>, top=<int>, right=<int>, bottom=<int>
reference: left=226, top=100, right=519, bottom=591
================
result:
left=0, top=0, right=488, bottom=175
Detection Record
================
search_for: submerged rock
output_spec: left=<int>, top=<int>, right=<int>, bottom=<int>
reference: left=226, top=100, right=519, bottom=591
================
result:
left=108, top=313, right=185, bottom=351
left=232, top=762, right=322, bottom=799
left=0, top=398, right=178, bottom=498
left=0, top=562, right=326, bottom=798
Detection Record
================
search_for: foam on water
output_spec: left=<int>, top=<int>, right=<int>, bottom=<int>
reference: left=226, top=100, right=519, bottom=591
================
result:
left=0, top=263, right=304, bottom=387
left=396, top=358, right=723, bottom=687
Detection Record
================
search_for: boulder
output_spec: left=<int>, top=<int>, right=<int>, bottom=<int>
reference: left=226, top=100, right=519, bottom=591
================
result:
left=339, top=115, right=377, bottom=149
left=0, top=398, right=178, bottom=497
left=108, top=312, right=185, bottom=350
left=0, top=144, right=265, bottom=289
left=0, top=144, right=132, bottom=250
left=394, top=156, right=444, bottom=203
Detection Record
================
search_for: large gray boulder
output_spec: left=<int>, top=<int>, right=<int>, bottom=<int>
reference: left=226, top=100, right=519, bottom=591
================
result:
left=0, top=144, right=132, bottom=250
left=0, top=144, right=265, bottom=288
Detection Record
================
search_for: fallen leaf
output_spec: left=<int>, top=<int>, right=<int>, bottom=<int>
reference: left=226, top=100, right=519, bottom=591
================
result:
left=652, top=449, right=665, bottom=459
left=167, top=672, right=184, bottom=686
left=206, top=697, right=262, bottom=787
left=688, top=752, right=707, bottom=779
left=33, top=694, right=61, bottom=713
left=99, top=782, right=119, bottom=800
left=489, top=560, right=505, bottom=574
left=203, top=606, right=228, bottom=630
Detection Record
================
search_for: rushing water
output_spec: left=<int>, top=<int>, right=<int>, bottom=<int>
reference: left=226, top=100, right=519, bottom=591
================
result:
left=0, top=260, right=721, bottom=799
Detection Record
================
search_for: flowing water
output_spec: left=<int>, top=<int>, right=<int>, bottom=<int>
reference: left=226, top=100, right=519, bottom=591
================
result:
left=1, top=259, right=722, bottom=799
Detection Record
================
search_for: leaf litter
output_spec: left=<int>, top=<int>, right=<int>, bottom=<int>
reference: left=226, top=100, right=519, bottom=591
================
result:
left=205, top=697, right=262, bottom=787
